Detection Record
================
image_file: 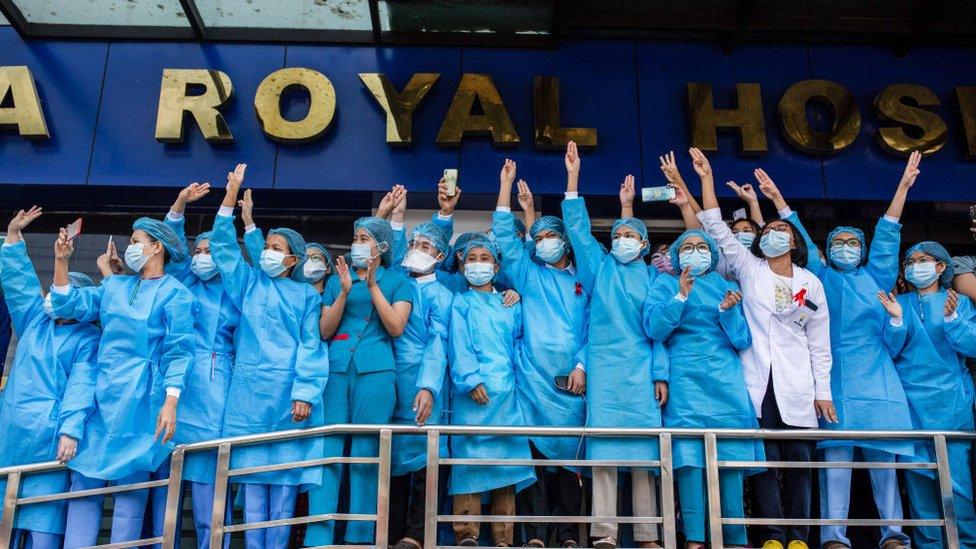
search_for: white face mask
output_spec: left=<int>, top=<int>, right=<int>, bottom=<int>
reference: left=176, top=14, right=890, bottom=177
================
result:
left=190, top=253, right=219, bottom=281
left=259, top=249, right=290, bottom=277
left=303, top=259, right=328, bottom=282
left=401, top=249, right=439, bottom=274
left=124, top=243, right=155, bottom=273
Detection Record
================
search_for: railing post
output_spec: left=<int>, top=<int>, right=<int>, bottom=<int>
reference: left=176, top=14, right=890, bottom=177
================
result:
left=376, top=429, right=393, bottom=549
left=424, top=429, right=440, bottom=549
left=0, top=471, right=20, bottom=547
left=210, top=442, right=232, bottom=549
left=934, top=434, right=960, bottom=549
left=161, top=448, right=186, bottom=549
left=704, top=433, right=724, bottom=549
left=659, top=433, right=677, bottom=549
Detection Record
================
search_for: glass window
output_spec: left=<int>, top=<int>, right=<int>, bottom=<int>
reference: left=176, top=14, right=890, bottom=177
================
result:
left=12, top=0, right=190, bottom=27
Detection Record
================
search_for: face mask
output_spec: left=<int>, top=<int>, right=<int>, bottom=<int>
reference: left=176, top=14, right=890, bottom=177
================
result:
left=402, top=249, right=439, bottom=274
left=464, top=262, right=495, bottom=286
left=259, top=249, right=290, bottom=277
left=759, top=230, right=792, bottom=259
left=350, top=243, right=373, bottom=268
left=829, top=244, right=861, bottom=270
left=43, top=293, right=57, bottom=320
left=651, top=253, right=672, bottom=273
left=905, top=262, right=940, bottom=289
left=190, top=253, right=219, bottom=281
left=735, top=232, right=756, bottom=247
left=124, top=243, right=154, bottom=273
left=303, top=259, right=327, bottom=282
left=535, top=237, right=566, bottom=265
left=611, top=237, right=643, bottom=264
left=679, top=249, right=712, bottom=276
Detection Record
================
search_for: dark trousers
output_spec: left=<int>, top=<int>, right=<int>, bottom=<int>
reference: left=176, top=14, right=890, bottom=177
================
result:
left=517, top=443, right=584, bottom=545
left=390, top=467, right=449, bottom=543
left=752, top=376, right=815, bottom=544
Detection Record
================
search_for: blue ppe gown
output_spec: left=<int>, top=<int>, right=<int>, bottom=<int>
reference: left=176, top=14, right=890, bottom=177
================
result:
left=884, top=290, right=976, bottom=549
left=0, top=241, right=100, bottom=539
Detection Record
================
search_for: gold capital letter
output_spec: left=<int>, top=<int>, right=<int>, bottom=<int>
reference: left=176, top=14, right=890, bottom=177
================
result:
left=154, top=69, right=234, bottom=143
left=778, top=79, right=860, bottom=156
left=874, top=84, right=947, bottom=157
left=0, top=66, right=50, bottom=139
left=533, top=76, right=597, bottom=150
left=956, top=87, right=976, bottom=160
left=437, top=73, right=519, bottom=147
left=687, top=83, right=766, bottom=155
left=359, top=72, right=439, bottom=146
left=254, top=68, right=336, bottom=144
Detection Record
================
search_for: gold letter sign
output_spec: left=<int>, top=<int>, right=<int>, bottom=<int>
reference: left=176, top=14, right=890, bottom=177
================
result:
left=874, top=84, right=947, bottom=157
left=957, top=87, right=976, bottom=160
left=778, top=79, right=859, bottom=156
left=359, top=72, right=439, bottom=145
left=533, top=76, right=597, bottom=150
left=155, top=69, right=233, bottom=143
left=437, top=73, right=519, bottom=147
left=0, top=66, right=50, bottom=139
left=687, top=82, right=766, bottom=155
left=254, top=68, right=336, bottom=143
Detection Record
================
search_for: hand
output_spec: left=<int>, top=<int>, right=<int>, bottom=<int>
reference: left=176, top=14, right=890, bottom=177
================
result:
left=669, top=187, right=689, bottom=208
left=564, top=141, right=580, bottom=175
left=365, top=255, right=380, bottom=288
left=945, top=289, right=959, bottom=318
left=376, top=189, right=397, bottom=219
left=688, top=147, right=712, bottom=178
left=726, top=181, right=759, bottom=204
left=292, top=400, right=311, bottom=422
left=226, top=163, right=247, bottom=193
left=501, top=289, right=521, bottom=307
left=56, top=435, right=78, bottom=464
left=877, top=291, right=903, bottom=319
left=470, top=384, right=489, bottom=405
left=178, top=181, right=211, bottom=205
left=654, top=381, right=669, bottom=407
left=55, top=228, right=74, bottom=261
left=815, top=399, right=838, bottom=423
left=437, top=178, right=462, bottom=216
left=500, top=158, right=517, bottom=187
left=754, top=169, right=782, bottom=202
left=8, top=205, right=42, bottom=235
left=413, top=389, right=434, bottom=426
left=336, top=256, right=353, bottom=294
left=678, top=267, right=695, bottom=297
left=899, top=150, right=922, bottom=189
left=568, top=368, right=586, bottom=395
left=619, top=174, right=636, bottom=205
left=516, top=179, right=534, bottom=213
left=719, top=290, right=742, bottom=311
left=391, top=185, right=408, bottom=219
left=96, top=238, right=124, bottom=276
left=238, top=188, right=254, bottom=226
left=658, top=151, right=681, bottom=184
left=154, top=396, right=178, bottom=444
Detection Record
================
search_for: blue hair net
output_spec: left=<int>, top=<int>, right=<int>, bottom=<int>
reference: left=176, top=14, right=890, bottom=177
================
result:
left=268, top=227, right=308, bottom=281
left=195, top=231, right=214, bottom=244
left=669, top=229, right=719, bottom=275
left=354, top=216, right=394, bottom=266
left=68, top=271, right=95, bottom=289
left=529, top=216, right=567, bottom=241
left=409, top=222, right=450, bottom=255
left=827, top=226, right=867, bottom=268
left=906, top=241, right=955, bottom=289
left=461, top=237, right=500, bottom=265
left=612, top=217, right=650, bottom=257
left=445, top=232, right=484, bottom=272
left=306, top=242, right=334, bottom=272
left=133, top=217, right=187, bottom=264
left=513, top=216, right=526, bottom=237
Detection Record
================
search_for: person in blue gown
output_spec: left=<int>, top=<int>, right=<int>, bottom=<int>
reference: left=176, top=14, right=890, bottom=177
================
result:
left=448, top=236, right=535, bottom=547
left=50, top=215, right=195, bottom=548
left=561, top=142, right=668, bottom=549
left=212, top=164, right=329, bottom=549
left=0, top=207, right=101, bottom=549
left=307, top=215, right=414, bottom=546
left=643, top=227, right=762, bottom=548
left=878, top=241, right=976, bottom=549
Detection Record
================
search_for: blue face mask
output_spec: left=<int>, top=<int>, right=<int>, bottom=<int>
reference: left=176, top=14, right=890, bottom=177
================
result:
left=759, top=230, right=792, bottom=259
left=829, top=244, right=861, bottom=270
left=905, top=261, right=940, bottom=289
left=464, top=261, right=496, bottom=286
left=190, top=253, right=219, bottom=281
left=535, top=237, right=566, bottom=265
left=259, top=249, right=289, bottom=277
left=735, top=232, right=756, bottom=247
left=611, top=237, right=643, bottom=264
left=679, top=249, right=712, bottom=276
left=350, top=243, right=372, bottom=268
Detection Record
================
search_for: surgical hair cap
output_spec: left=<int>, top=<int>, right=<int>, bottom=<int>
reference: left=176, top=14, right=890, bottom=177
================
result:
left=827, top=226, right=867, bottom=268
left=513, top=216, right=526, bottom=237
left=906, top=241, right=955, bottom=289
left=461, top=237, right=500, bottom=265
left=354, top=216, right=394, bottom=266
left=195, top=231, right=214, bottom=244
left=669, top=229, right=719, bottom=275
left=612, top=217, right=650, bottom=257
left=133, top=217, right=187, bottom=264
left=529, top=216, right=567, bottom=241
left=68, top=271, right=96, bottom=289
left=409, top=222, right=450, bottom=255
left=306, top=242, right=334, bottom=272
left=446, top=232, right=484, bottom=272
left=268, top=227, right=308, bottom=281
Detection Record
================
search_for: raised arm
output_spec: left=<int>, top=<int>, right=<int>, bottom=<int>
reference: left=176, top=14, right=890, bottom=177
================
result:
left=620, top=174, right=635, bottom=219
left=755, top=168, right=789, bottom=214
left=660, top=150, right=702, bottom=214
left=516, top=179, right=536, bottom=233
left=50, top=228, right=104, bottom=323
left=434, top=178, right=460, bottom=241
left=669, top=187, right=702, bottom=230
left=691, top=147, right=718, bottom=212
left=726, top=181, right=765, bottom=226
left=391, top=188, right=409, bottom=267
left=885, top=151, right=921, bottom=220
left=561, top=144, right=604, bottom=292
left=237, top=189, right=265, bottom=266
left=211, top=163, right=253, bottom=304
left=1, top=207, right=45, bottom=333
left=166, top=183, right=210, bottom=278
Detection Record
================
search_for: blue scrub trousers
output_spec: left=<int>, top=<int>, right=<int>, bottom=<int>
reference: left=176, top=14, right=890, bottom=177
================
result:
left=63, top=470, right=150, bottom=548
left=10, top=530, right=61, bottom=549
left=675, top=468, right=747, bottom=545
left=305, top=366, right=396, bottom=545
left=241, top=483, right=298, bottom=549
left=150, top=479, right=231, bottom=549
left=904, top=471, right=976, bottom=549
left=819, top=446, right=910, bottom=548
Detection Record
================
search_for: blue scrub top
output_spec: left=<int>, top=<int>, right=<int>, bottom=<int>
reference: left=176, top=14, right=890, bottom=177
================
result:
left=0, top=294, right=11, bottom=378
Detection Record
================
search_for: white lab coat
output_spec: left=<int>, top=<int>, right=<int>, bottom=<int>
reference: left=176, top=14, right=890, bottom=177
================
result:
left=698, top=208, right=832, bottom=428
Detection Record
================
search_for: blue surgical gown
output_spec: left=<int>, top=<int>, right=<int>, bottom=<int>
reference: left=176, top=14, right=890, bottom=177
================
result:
left=211, top=213, right=329, bottom=487
left=0, top=241, right=100, bottom=535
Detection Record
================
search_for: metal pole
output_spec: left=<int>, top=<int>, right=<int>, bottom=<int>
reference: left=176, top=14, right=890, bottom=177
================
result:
left=161, top=448, right=186, bottom=549
left=704, top=433, right=724, bottom=549
left=424, top=430, right=440, bottom=549
left=0, top=471, right=20, bottom=546
left=210, top=443, right=232, bottom=549
left=375, top=429, right=393, bottom=549
left=658, top=433, right=677, bottom=549
left=933, top=434, right=960, bottom=549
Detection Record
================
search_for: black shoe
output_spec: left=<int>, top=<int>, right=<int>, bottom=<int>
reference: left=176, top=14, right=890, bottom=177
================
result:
left=562, top=541, right=580, bottom=548
left=459, top=537, right=479, bottom=547
left=524, top=540, right=545, bottom=548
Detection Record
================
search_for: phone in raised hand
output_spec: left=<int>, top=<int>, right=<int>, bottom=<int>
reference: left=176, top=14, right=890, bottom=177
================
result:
left=443, top=169, right=458, bottom=197
left=65, top=218, right=83, bottom=240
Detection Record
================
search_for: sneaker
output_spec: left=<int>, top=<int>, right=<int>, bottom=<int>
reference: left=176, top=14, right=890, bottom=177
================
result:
left=458, top=537, right=479, bottom=547
left=762, top=542, right=785, bottom=549
left=787, top=542, right=810, bottom=549
left=393, top=538, right=422, bottom=549
left=523, top=540, right=545, bottom=548
left=881, top=540, right=910, bottom=549
left=592, top=536, right=618, bottom=549
left=562, top=541, right=579, bottom=548
left=822, top=542, right=850, bottom=549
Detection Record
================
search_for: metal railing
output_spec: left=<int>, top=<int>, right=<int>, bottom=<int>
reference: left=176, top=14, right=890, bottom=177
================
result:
left=1, top=425, right=974, bottom=549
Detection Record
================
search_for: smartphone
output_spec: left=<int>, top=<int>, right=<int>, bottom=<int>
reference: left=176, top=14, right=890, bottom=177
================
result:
left=65, top=218, right=83, bottom=240
left=641, top=185, right=675, bottom=202
left=443, top=169, right=458, bottom=197
left=554, top=375, right=570, bottom=392
left=732, top=208, right=747, bottom=221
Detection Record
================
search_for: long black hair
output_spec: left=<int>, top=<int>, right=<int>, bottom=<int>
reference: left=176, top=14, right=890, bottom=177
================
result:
left=749, top=218, right=808, bottom=269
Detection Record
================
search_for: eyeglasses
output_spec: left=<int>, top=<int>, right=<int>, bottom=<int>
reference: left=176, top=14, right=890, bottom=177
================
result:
left=904, top=257, right=938, bottom=267
left=830, top=238, right=862, bottom=249
left=308, top=254, right=327, bottom=263
left=679, top=243, right=710, bottom=254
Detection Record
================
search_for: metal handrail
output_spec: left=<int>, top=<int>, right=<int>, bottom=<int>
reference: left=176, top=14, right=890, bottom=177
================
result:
left=1, top=425, right=973, bottom=549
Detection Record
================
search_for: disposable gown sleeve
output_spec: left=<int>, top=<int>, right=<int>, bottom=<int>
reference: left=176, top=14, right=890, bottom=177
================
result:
left=782, top=211, right=825, bottom=278
left=244, top=226, right=265, bottom=267
left=163, top=214, right=191, bottom=280
left=865, top=217, right=902, bottom=292
left=882, top=298, right=910, bottom=359
left=943, top=296, right=976, bottom=358
left=160, top=285, right=196, bottom=392
left=561, top=197, right=604, bottom=293
left=58, top=334, right=99, bottom=441
left=50, top=284, right=105, bottom=324
left=719, top=284, right=752, bottom=351
left=643, top=275, right=683, bottom=341
left=291, top=289, right=330, bottom=404
left=210, top=214, right=252, bottom=306
left=493, top=210, right=529, bottom=290
left=698, top=208, right=762, bottom=280
left=651, top=339, right=669, bottom=383
left=392, top=227, right=408, bottom=267
left=431, top=212, right=454, bottom=242
left=417, top=290, right=452, bottom=396
left=0, top=241, right=45, bottom=334
left=448, top=297, right=485, bottom=393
